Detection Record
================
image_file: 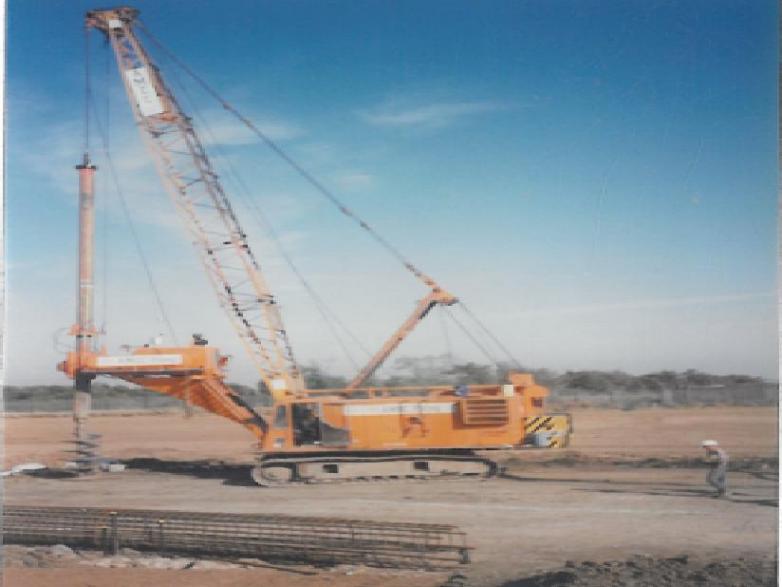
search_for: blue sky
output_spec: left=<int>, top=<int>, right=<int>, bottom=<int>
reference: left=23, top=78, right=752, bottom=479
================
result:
left=5, top=0, right=778, bottom=385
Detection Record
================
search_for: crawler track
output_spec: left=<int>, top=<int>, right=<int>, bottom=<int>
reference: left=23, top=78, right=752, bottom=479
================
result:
left=252, top=451, right=498, bottom=486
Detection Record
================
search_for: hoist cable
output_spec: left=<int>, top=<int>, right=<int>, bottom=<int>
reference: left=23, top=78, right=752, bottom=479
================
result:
left=99, top=38, right=111, bottom=337
left=90, top=102, right=179, bottom=346
left=458, top=302, right=523, bottom=369
left=438, top=305, right=455, bottom=369
left=137, top=20, right=524, bottom=372
left=103, top=35, right=111, bottom=153
left=160, top=58, right=370, bottom=369
left=83, top=24, right=91, bottom=157
left=244, top=205, right=366, bottom=370
left=239, top=197, right=373, bottom=363
left=136, top=22, right=440, bottom=291
left=443, top=307, right=500, bottom=368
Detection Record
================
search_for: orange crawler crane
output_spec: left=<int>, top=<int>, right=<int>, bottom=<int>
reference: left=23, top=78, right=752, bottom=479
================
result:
left=59, top=6, right=567, bottom=486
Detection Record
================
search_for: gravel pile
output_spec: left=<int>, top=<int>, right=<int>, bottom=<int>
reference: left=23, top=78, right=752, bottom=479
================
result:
left=499, top=555, right=777, bottom=587
left=3, top=544, right=244, bottom=570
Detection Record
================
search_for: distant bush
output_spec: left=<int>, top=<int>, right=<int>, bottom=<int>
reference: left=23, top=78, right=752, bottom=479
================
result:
left=3, top=359, right=774, bottom=411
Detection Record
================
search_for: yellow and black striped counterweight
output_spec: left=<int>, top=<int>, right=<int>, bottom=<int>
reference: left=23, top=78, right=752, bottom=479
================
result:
left=524, top=414, right=572, bottom=448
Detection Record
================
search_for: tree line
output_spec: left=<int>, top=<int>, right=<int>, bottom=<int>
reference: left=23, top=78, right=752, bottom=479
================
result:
left=300, top=357, right=769, bottom=393
left=3, top=356, right=770, bottom=404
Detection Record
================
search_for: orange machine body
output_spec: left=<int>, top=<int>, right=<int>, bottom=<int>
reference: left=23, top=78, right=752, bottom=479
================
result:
left=59, top=346, right=548, bottom=455
left=264, top=374, right=548, bottom=454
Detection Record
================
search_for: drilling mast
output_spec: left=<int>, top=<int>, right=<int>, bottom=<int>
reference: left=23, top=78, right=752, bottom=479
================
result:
left=71, top=153, right=98, bottom=456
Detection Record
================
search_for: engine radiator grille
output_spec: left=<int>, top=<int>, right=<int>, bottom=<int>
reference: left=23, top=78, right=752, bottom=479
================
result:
left=459, top=398, right=509, bottom=426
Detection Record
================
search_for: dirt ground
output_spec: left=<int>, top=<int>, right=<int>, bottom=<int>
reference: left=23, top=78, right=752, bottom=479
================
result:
left=2, top=407, right=778, bottom=586
left=497, top=555, right=778, bottom=586
left=5, top=406, right=777, bottom=467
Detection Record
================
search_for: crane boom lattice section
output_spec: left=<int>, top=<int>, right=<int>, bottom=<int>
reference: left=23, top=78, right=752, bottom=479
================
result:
left=87, top=7, right=301, bottom=393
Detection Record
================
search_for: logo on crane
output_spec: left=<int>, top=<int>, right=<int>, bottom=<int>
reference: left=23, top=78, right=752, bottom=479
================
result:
left=125, top=67, right=164, bottom=117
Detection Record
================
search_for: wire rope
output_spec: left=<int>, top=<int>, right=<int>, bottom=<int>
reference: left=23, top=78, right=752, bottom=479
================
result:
left=83, top=24, right=91, bottom=157
left=89, top=101, right=179, bottom=345
left=136, top=22, right=440, bottom=290
left=135, top=20, right=526, bottom=374
left=438, top=305, right=455, bottom=369
left=443, top=307, right=500, bottom=368
left=458, top=303, right=523, bottom=369
left=99, top=37, right=111, bottom=340
left=159, top=56, right=370, bottom=369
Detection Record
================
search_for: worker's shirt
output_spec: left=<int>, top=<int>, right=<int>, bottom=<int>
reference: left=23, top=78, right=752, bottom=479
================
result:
left=707, top=448, right=729, bottom=469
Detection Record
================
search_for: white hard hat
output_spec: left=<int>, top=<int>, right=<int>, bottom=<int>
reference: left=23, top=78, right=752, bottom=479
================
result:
left=701, top=439, right=718, bottom=447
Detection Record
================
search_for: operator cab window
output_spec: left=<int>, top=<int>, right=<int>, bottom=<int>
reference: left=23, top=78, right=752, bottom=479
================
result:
left=293, top=403, right=322, bottom=446
left=273, top=405, right=287, bottom=428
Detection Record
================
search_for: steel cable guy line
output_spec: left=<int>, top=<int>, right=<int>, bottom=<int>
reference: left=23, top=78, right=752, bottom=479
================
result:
left=137, top=22, right=440, bottom=290
left=237, top=199, right=371, bottom=368
left=83, top=25, right=91, bottom=157
left=458, top=303, right=523, bottom=369
left=206, top=134, right=367, bottom=371
left=160, top=58, right=370, bottom=369
left=234, top=191, right=373, bottom=363
left=139, top=21, right=523, bottom=369
left=172, top=67, right=369, bottom=367
left=438, top=305, right=455, bottom=369
left=87, top=31, right=108, bottom=346
left=90, top=103, right=179, bottom=346
left=443, top=307, right=500, bottom=368
left=99, top=40, right=112, bottom=338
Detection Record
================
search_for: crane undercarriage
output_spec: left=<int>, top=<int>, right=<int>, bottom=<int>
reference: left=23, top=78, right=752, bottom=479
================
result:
left=253, top=451, right=499, bottom=487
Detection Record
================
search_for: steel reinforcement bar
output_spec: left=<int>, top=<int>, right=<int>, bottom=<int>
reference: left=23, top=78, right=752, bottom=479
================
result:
left=3, top=505, right=470, bottom=569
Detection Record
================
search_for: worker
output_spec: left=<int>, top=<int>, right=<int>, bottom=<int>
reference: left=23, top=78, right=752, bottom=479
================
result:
left=701, top=439, right=729, bottom=498
left=454, top=384, right=469, bottom=397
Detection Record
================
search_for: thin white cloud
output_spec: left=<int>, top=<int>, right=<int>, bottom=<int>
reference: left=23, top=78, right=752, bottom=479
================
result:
left=512, top=292, right=776, bottom=318
left=33, top=121, right=183, bottom=231
left=359, top=100, right=505, bottom=129
left=198, top=111, right=303, bottom=146
left=11, top=109, right=307, bottom=236
left=333, top=172, right=375, bottom=192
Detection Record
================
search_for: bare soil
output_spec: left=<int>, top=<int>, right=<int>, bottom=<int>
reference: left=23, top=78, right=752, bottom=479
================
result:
left=3, top=406, right=778, bottom=586
left=5, top=406, right=776, bottom=467
left=3, top=544, right=442, bottom=587
left=498, top=555, right=777, bottom=586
